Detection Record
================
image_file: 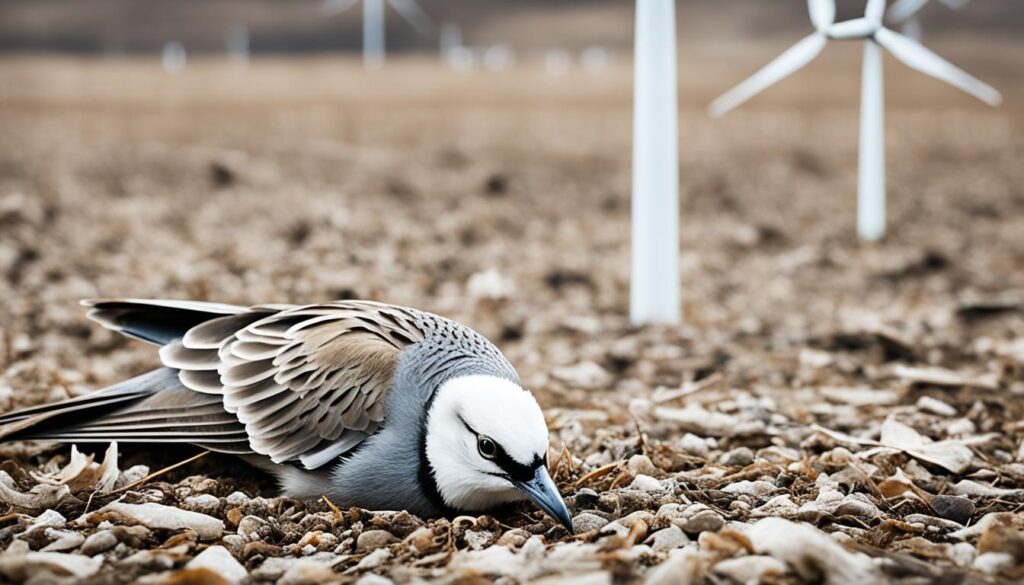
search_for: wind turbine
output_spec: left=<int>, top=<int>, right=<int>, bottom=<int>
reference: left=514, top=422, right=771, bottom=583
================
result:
left=709, top=0, right=1000, bottom=242
left=631, top=0, right=680, bottom=325
left=887, top=0, right=970, bottom=40
left=321, top=0, right=433, bottom=69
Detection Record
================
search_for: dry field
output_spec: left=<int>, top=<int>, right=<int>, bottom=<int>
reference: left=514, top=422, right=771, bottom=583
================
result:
left=0, top=48, right=1023, bottom=584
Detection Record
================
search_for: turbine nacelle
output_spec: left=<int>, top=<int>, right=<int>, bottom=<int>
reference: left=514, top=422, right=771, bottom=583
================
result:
left=827, top=18, right=882, bottom=41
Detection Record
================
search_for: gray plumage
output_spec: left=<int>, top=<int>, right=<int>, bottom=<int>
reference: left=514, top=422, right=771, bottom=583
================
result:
left=0, top=298, right=519, bottom=516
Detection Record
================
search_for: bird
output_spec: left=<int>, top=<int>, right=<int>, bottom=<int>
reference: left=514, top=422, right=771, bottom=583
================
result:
left=0, top=299, right=573, bottom=532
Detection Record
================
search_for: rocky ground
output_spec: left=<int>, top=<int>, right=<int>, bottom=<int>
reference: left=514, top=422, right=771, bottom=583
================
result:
left=0, top=53, right=1023, bottom=584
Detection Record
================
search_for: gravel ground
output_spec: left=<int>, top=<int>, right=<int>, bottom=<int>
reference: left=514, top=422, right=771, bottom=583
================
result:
left=0, top=55, right=1023, bottom=584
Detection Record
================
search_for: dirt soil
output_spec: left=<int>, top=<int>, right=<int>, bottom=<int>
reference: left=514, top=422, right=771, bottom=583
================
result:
left=0, top=51, right=1023, bottom=584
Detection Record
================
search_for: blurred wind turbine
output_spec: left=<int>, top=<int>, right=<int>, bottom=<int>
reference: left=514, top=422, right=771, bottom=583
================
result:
left=709, top=0, right=1001, bottom=242
left=227, top=24, right=250, bottom=66
left=887, top=0, right=970, bottom=40
left=322, top=0, right=433, bottom=69
left=631, top=0, right=679, bottom=325
left=161, top=41, right=187, bottom=74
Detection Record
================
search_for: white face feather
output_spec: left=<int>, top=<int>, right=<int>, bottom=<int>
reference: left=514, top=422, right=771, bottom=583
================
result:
left=425, top=374, right=549, bottom=511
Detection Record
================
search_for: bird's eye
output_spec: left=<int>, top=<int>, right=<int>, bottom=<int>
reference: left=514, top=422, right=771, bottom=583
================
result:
left=477, top=436, right=497, bottom=459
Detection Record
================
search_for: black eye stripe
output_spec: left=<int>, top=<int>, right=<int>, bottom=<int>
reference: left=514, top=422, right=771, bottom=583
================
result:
left=459, top=415, right=543, bottom=483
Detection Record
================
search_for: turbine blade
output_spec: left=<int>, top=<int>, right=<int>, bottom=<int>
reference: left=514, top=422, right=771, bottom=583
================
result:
left=887, top=0, right=929, bottom=23
left=875, top=28, right=1002, bottom=106
left=866, top=0, right=888, bottom=24
left=709, top=34, right=827, bottom=117
left=387, top=0, right=433, bottom=35
left=808, top=0, right=836, bottom=31
left=321, top=0, right=359, bottom=17
left=901, top=17, right=923, bottom=41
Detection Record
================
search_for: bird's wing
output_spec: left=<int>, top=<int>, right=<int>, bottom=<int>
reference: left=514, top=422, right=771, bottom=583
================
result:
left=160, top=301, right=427, bottom=469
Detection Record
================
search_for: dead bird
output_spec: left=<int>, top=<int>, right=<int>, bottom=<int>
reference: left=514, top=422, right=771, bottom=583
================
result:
left=0, top=299, right=572, bottom=531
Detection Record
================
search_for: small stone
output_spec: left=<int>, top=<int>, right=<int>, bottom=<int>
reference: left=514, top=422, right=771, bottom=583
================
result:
left=573, top=513, right=609, bottom=533
left=722, top=480, right=775, bottom=497
left=187, top=545, right=247, bottom=584
left=947, top=418, right=977, bottom=436
left=615, top=510, right=655, bottom=530
left=465, top=529, right=496, bottom=550
left=645, top=526, right=690, bottom=551
left=237, top=515, right=270, bottom=541
left=40, top=529, right=84, bottom=552
left=629, top=474, right=663, bottom=492
left=184, top=494, right=221, bottom=515
left=627, top=454, right=658, bottom=477
left=80, top=531, right=118, bottom=555
left=916, top=396, right=956, bottom=416
left=225, top=491, right=250, bottom=506
left=718, top=447, right=754, bottom=467
left=355, top=575, right=395, bottom=585
left=675, top=506, right=724, bottom=535
left=356, top=530, right=397, bottom=553
left=93, top=502, right=224, bottom=540
left=677, top=434, right=709, bottom=458
left=931, top=495, right=975, bottom=525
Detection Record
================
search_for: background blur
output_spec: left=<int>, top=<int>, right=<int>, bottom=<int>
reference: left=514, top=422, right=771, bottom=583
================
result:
left=0, top=0, right=1022, bottom=400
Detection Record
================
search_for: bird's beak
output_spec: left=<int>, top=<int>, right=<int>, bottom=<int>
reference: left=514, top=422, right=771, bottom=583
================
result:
left=514, top=466, right=574, bottom=534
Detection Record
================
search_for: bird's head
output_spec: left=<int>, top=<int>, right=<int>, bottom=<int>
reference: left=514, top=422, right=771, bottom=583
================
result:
left=425, top=374, right=573, bottom=533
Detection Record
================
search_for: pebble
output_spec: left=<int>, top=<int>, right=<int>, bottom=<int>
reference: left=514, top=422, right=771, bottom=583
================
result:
left=94, top=502, right=224, bottom=540
left=718, top=447, right=754, bottom=467
left=183, top=494, right=221, bottom=515
left=356, top=575, right=395, bottom=585
left=946, top=418, right=977, bottom=436
left=627, top=454, right=658, bottom=477
left=237, top=515, right=270, bottom=541
left=916, top=396, right=957, bottom=416
left=674, top=505, right=724, bottom=534
left=677, top=434, right=710, bottom=458
left=573, top=513, right=610, bottom=533
left=80, top=530, right=118, bottom=555
left=225, top=491, right=250, bottom=506
left=356, top=530, right=397, bottom=553
left=931, top=495, right=975, bottom=525
left=629, top=474, right=663, bottom=492
left=40, top=529, right=84, bottom=552
left=645, top=526, right=689, bottom=551
left=186, top=545, right=247, bottom=584
left=722, top=480, right=775, bottom=497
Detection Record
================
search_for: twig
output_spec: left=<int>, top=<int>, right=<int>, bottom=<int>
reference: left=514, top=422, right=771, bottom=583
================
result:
left=574, top=460, right=623, bottom=488
left=107, top=450, right=211, bottom=495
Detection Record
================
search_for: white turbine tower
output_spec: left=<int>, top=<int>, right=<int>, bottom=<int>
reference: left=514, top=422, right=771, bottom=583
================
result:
left=631, top=0, right=680, bottom=325
left=322, top=0, right=433, bottom=69
left=887, top=0, right=970, bottom=40
left=709, top=0, right=1001, bottom=242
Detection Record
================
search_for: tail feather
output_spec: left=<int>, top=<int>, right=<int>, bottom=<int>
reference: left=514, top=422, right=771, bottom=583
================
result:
left=0, top=368, right=180, bottom=437
left=0, top=368, right=254, bottom=458
left=83, top=299, right=249, bottom=346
